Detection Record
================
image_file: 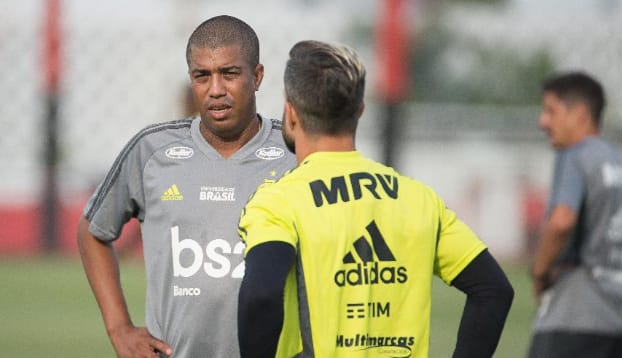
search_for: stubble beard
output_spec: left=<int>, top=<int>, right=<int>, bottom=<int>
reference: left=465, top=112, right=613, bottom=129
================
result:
left=282, top=112, right=296, bottom=154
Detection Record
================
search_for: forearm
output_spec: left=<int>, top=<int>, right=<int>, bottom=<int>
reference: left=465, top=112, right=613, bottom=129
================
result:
left=238, top=282, right=284, bottom=358
left=531, top=222, right=571, bottom=280
left=77, top=217, right=133, bottom=335
left=238, top=242, right=295, bottom=358
left=531, top=205, right=576, bottom=284
left=452, top=250, right=514, bottom=358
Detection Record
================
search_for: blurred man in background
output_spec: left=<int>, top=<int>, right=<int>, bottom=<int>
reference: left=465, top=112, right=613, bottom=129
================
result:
left=237, top=40, right=513, bottom=358
left=529, top=71, right=622, bottom=357
left=77, top=15, right=295, bottom=357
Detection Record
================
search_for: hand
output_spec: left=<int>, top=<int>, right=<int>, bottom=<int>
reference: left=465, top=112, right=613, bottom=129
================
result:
left=108, top=324, right=173, bottom=358
left=530, top=264, right=552, bottom=302
left=531, top=274, right=551, bottom=302
left=531, top=263, right=575, bottom=302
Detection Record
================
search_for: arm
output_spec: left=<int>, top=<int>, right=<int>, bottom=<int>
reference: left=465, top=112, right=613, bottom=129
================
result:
left=238, top=241, right=296, bottom=358
left=77, top=216, right=172, bottom=358
left=451, top=249, right=514, bottom=358
left=530, top=205, right=577, bottom=299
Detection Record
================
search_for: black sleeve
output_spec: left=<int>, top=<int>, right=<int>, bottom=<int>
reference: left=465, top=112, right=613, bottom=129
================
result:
left=238, top=241, right=296, bottom=358
left=450, top=249, right=514, bottom=358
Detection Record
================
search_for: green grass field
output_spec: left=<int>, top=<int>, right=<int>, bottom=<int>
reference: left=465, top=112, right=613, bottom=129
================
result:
left=0, top=256, right=535, bottom=357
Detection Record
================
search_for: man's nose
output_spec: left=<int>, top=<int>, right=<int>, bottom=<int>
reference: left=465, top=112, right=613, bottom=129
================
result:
left=208, top=75, right=226, bottom=97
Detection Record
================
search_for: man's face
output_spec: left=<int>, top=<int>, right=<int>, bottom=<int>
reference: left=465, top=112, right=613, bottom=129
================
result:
left=188, top=45, right=263, bottom=139
left=539, top=92, right=582, bottom=149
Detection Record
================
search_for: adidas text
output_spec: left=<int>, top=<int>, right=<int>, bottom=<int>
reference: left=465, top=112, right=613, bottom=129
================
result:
left=334, top=262, right=408, bottom=287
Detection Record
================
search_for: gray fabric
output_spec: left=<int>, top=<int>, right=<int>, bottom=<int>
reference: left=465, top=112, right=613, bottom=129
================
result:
left=296, top=246, right=314, bottom=358
left=536, top=137, right=622, bottom=334
left=84, top=115, right=296, bottom=358
left=529, top=330, right=622, bottom=358
left=549, top=148, right=585, bottom=213
left=548, top=146, right=586, bottom=265
left=532, top=267, right=622, bottom=333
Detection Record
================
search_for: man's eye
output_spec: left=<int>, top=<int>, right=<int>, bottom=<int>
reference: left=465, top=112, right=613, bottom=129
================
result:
left=194, top=74, right=208, bottom=81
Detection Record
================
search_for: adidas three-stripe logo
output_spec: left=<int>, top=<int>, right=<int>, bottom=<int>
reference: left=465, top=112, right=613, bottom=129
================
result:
left=342, top=221, right=395, bottom=263
left=161, top=184, right=184, bottom=201
left=334, top=220, right=408, bottom=287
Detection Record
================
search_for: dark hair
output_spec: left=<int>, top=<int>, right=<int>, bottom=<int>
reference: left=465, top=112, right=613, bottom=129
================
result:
left=541, top=71, right=606, bottom=126
left=186, top=15, right=259, bottom=67
left=284, top=40, right=366, bottom=135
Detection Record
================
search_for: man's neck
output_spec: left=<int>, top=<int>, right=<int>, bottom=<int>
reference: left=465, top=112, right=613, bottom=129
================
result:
left=200, top=117, right=261, bottom=159
left=296, top=134, right=355, bottom=163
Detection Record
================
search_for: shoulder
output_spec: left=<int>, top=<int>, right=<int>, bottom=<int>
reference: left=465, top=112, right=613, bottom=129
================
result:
left=102, top=117, right=195, bottom=176
left=266, top=116, right=284, bottom=131
left=257, top=115, right=296, bottom=163
left=120, top=117, right=194, bottom=155
left=564, top=137, right=618, bottom=168
left=382, top=162, right=438, bottom=197
left=261, top=116, right=287, bottom=139
left=571, top=136, right=615, bottom=155
left=249, top=168, right=303, bottom=205
left=133, top=117, right=194, bottom=144
left=242, top=181, right=294, bottom=229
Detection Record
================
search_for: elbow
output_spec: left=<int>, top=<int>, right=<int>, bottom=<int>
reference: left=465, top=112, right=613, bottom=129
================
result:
left=77, top=216, right=89, bottom=249
left=76, top=216, right=109, bottom=255
left=490, top=274, right=515, bottom=320
left=547, top=221, right=574, bottom=241
left=546, top=206, right=577, bottom=240
left=495, top=268, right=515, bottom=307
left=500, top=278, right=515, bottom=310
left=239, top=280, right=282, bottom=312
left=481, top=274, right=514, bottom=315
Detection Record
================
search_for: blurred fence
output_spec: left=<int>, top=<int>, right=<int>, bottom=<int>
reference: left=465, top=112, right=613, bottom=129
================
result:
left=1, top=0, right=621, bottom=261
left=0, top=0, right=360, bottom=255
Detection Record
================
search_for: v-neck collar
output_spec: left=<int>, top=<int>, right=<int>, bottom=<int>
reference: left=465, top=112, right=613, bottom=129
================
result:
left=190, top=115, right=272, bottom=161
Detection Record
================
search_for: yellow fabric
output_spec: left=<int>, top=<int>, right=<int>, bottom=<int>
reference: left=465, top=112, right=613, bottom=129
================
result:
left=239, top=151, right=486, bottom=357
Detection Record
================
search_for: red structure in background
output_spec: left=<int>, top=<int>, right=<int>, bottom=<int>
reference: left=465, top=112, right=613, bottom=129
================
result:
left=0, top=201, right=83, bottom=255
left=375, top=0, right=411, bottom=104
left=0, top=200, right=142, bottom=256
left=40, top=0, right=63, bottom=252
left=0, top=204, right=42, bottom=254
left=1, top=0, right=136, bottom=257
left=520, top=178, right=547, bottom=257
left=44, top=0, right=61, bottom=94
left=375, top=0, right=412, bottom=167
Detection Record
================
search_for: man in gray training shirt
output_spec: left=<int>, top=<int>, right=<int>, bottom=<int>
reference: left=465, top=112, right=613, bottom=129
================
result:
left=77, top=16, right=296, bottom=358
left=529, top=72, right=622, bottom=358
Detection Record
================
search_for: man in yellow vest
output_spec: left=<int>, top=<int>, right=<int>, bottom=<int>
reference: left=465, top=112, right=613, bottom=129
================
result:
left=237, top=40, right=514, bottom=358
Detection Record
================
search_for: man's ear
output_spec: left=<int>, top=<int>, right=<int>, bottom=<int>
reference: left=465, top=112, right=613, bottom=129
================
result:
left=356, top=102, right=365, bottom=119
left=284, top=101, right=299, bottom=129
left=254, top=64, right=265, bottom=91
left=571, top=101, right=595, bottom=129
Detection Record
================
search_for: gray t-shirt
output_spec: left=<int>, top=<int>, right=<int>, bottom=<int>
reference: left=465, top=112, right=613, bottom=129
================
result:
left=534, top=136, right=622, bottom=333
left=550, top=137, right=622, bottom=272
left=84, top=115, right=297, bottom=357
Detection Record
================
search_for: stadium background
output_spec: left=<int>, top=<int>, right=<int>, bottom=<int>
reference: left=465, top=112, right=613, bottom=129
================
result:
left=1, top=0, right=621, bottom=357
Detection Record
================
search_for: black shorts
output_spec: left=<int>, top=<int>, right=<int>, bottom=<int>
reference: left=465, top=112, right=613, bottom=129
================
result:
left=528, top=331, right=622, bottom=358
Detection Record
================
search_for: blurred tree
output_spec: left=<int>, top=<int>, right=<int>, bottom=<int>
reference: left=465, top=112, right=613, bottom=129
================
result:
left=409, top=0, right=553, bottom=105
left=346, top=0, right=554, bottom=106
left=411, top=24, right=554, bottom=105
